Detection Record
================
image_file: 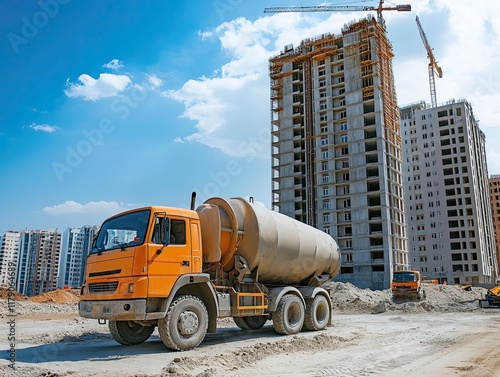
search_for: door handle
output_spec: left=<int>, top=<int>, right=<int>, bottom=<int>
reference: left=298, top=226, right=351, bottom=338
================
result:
left=182, top=260, right=190, bottom=267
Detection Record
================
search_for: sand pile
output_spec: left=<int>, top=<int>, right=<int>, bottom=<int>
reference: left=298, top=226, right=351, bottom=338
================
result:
left=29, top=288, right=80, bottom=304
left=0, top=287, right=28, bottom=301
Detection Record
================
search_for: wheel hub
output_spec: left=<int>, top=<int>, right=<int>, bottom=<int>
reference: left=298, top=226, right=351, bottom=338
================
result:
left=178, top=311, right=199, bottom=336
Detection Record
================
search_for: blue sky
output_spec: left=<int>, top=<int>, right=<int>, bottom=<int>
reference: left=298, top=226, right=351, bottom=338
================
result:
left=1, top=0, right=499, bottom=235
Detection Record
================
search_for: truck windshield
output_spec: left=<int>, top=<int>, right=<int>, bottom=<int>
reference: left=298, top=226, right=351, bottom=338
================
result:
left=393, top=272, right=417, bottom=282
left=92, top=210, right=150, bottom=254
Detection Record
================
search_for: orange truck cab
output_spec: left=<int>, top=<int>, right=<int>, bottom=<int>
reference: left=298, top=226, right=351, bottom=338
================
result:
left=391, top=270, right=424, bottom=300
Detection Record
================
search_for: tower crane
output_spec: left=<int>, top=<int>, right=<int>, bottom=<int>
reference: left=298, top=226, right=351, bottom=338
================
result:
left=264, top=0, right=411, bottom=29
left=415, top=15, right=443, bottom=108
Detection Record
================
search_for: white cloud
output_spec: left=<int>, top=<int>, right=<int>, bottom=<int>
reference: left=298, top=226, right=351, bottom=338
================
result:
left=28, top=123, right=57, bottom=133
left=147, top=74, right=163, bottom=88
left=168, top=13, right=360, bottom=157
left=102, top=59, right=124, bottom=70
left=64, top=73, right=132, bottom=101
left=43, top=200, right=129, bottom=216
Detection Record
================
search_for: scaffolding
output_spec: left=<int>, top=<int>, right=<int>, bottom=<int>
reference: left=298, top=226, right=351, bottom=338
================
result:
left=269, top=18, right=402, bottom=230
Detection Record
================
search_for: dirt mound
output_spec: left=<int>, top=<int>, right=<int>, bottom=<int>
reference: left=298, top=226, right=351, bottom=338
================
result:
left=29, top=288, right=80, bottom=304
left=325, top=281, right=487, bottom=314
left=0, top=287, right=28, bottom=301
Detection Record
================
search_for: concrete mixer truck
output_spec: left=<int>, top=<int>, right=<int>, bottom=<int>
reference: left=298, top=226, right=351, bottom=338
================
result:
left=79, top=194, right=340, bottom=351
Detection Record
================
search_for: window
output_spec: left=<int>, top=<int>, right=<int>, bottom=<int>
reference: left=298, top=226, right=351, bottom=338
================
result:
left=322, top=187, right=329, bottom=196
left=323, top=214, right=330, bottom=223
left=322, top=162, right=328, bottom=171
left=341, top=135, right=348, bottom=143
left=321, top=137, right=328, bottom=145
left=340, top=123, right=348, bottom=131
left=322, top=201, right=330, bottom=210
left=169, top=219, right=186, bottom=245
left=322, top=175, right=329, bottom=184
left=322, top=150, right=329, bottom=159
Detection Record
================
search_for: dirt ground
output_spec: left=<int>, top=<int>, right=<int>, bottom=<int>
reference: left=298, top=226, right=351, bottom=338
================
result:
left=0, top=283, right=499, bottom=377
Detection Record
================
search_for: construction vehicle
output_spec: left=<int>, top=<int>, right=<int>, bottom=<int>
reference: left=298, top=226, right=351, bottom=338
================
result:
left=391, top=270, right=424, bottom=300
left=79, top=194, right=340, bottom=351
left=478, top=286, right=500, bottom=308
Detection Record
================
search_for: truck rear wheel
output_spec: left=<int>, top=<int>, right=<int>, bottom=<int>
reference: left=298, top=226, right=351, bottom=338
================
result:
left=272, top=294, right=305, bottom=335
left=303, top=295, right=330, bottom=331
left=158, top=295, right=208, bottom=351
left=109, top=320, right=154, bottom=345
left=234, top=316, right=268, bottom=330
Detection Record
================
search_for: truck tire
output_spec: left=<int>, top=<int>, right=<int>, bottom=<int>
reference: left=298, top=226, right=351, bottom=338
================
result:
left=303, top=295, right=330, bottom=331
left=234, top=316, right=268, bottom=330
left=109, top=320, right=154, bottom=345
left=272, top=294, right=305, bottom=335
left=158, top=295, right=208, bottom=351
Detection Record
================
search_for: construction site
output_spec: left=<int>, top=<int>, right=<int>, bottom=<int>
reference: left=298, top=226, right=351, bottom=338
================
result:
left=1, top=2, right=499, bottom=377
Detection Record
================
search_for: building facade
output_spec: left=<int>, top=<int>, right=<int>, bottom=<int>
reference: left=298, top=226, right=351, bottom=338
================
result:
left=489, top=175, right=500, bottom=280
left=17, top=230, right=62, bottom=296
left=270, top=17, right=408, bottom=289
left=0, top=231, right=21, bottom=286
left=401, top=99, right=498, bottom=284
left=58, top=226, right=98, bottom=289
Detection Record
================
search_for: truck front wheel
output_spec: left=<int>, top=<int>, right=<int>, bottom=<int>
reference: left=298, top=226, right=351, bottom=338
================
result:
left=109, top=320, right=154, bottom=345
left=272, top=294, right=305, bottom=335
left=158, top=295, right=208, bottom=351
left=303, top=295, right=330, bottom=331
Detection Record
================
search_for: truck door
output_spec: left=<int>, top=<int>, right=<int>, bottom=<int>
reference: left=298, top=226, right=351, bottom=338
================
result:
left=148, top=216, right=192, bottom=298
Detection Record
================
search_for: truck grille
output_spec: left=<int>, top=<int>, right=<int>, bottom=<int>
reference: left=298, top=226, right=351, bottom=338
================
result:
left=88, top=282, right=118, bottom=294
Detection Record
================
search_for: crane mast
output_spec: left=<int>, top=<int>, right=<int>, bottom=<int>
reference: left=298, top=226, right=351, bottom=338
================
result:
left=415, top=15, right=443, bottom=108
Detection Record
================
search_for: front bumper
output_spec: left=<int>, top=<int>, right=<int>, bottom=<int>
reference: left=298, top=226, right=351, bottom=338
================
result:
left=79, top=299, right=164, bottom=320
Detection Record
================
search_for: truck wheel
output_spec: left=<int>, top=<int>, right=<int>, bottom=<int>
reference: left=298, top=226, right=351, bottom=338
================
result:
left=303, top=295, right=330, bottom=331
left=234, top=316, right=268, bottom=330
left=109, top=320, right=154, bottom=345
left=272, top=294, right=305, bottom=335
left=158, top=295, right=208, bottom=351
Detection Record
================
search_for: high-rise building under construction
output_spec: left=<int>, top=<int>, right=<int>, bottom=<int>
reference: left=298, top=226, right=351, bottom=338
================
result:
left=269, top=17, right=408, bottom=289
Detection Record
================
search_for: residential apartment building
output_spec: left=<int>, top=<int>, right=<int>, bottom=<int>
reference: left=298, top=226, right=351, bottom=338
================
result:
left=16, top=230, right=62, bottom=296
left=270, top=16, right=408, bottom=289
left=489, top=175, right=500, bottom=279
left=0, top=231, right=21, bottom=286
left=401, top=99, right=498, bottom=284
left=58, top=226, right=98, bottom=289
